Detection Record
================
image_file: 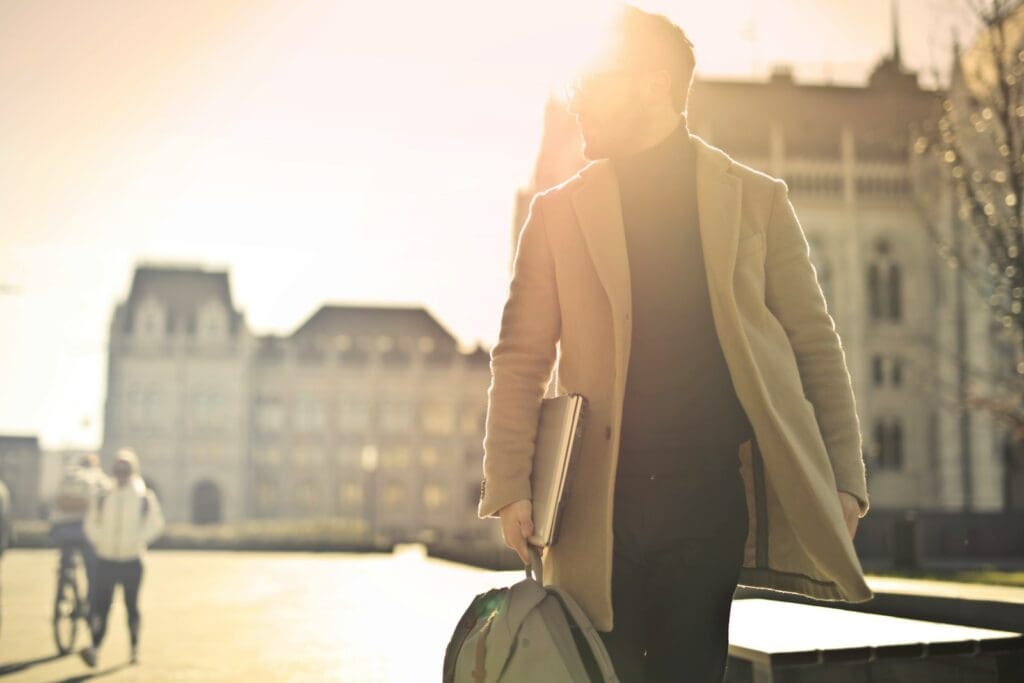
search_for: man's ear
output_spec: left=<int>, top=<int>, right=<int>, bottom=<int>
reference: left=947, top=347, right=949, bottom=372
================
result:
left=645, top=68, right=673, bottom=104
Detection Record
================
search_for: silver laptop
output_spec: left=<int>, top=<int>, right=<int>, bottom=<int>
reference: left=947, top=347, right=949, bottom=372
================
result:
left=528, top=393, right=588, bottom=548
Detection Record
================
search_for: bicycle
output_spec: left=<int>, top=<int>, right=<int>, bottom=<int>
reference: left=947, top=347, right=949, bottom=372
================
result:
left=52, top=545, right=90, bottom=655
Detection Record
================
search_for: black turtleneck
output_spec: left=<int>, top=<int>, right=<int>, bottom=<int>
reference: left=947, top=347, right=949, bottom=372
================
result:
left=611, top=119, right=753, bottom=537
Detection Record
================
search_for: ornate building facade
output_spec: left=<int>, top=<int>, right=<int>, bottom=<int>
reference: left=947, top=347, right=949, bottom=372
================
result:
left=103, top=265, right=493, bottom=541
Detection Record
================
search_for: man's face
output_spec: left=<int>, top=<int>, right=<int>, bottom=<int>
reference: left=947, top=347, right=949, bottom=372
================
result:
left=566, top=65, right=647, bottom=160
left=113, top=462, right=131, bottom=485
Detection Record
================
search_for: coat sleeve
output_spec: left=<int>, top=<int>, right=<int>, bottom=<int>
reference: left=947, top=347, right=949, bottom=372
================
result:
left=478, top=193, right=561, bottom=519
left=763, top=178, right=870, bottom=518
left=142, top=490, right=165, bottom=546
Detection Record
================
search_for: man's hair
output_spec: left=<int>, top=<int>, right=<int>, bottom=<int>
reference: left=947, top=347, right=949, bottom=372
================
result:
left=613, top=4, right=696, bottom=114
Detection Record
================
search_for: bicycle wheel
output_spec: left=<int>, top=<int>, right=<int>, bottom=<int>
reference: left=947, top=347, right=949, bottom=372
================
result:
left=52, top=573, right=79, bottom=655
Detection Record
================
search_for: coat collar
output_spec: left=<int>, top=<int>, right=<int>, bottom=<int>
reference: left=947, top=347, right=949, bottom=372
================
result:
left=570, top=131, right=742, bottom=325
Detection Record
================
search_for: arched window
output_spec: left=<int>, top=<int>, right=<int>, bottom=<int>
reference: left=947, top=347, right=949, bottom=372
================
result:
left=867, top=238, right=903, bottom=322
left=135, top=299, right=165, bottom=341
left=873, top=417, right=904, bottom=471
left=888, top=420, right=903, bottom=469
left=888, top=263, right=902, bottom=321
left=868, top=264, right=883, bottom=319
left=197, top=300, right=228, bottom=343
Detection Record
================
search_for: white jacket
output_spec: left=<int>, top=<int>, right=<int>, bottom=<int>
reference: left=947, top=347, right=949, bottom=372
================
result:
left=84, top=477, right=165, bottom=560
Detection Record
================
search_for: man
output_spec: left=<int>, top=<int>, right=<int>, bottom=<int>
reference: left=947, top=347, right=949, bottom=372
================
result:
left=478, top=5, right=871, bottom=681
left=80, top=449, right=164, bottom=668
left=50, top=453, right=110, bottom=612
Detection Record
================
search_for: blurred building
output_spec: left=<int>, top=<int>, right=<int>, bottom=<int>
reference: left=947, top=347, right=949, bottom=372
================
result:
left=249, top=305, right=491, bottom=543
left=103, top=265, right=251, bottom=524
left=514, top=35, right=1016, bottom=512
left=0, top=435, right=42, bottom=519
left=103, top=264, right=493, bottom=542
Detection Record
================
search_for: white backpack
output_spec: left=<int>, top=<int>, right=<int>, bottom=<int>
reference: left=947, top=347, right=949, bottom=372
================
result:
left=443, top=547, right=620, bottom=682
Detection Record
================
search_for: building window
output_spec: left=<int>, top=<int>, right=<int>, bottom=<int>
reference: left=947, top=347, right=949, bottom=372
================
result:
left=298, top=480, right=321, bottom=512
left=197, top=301, right=227, bottom=343
left=193, top=391, right=225, bottom=427
left=424, top=343, right=455, bottom=367
left=892, top=356, right=903, bottom=386
left=873, top=417, right=904, bottom=470
left=888, top=263, right=902, bottom=321
left=421, top=400, right=456, bottom=435
left=338, top=481, right=363, bottom=507
left=339, top=337, right=370, bottom=366
left=419, top=446, right=440, bottom=468
left=136, top=299, right=165, bottom=341
left=418, top=336, right=436, bottom=354
left=381, top=339, right=411, bottom=367
left=292, top=447, right=325, bottom=469
left=336, top=443, right=364, bottom=469
left=460, top=407, right=484, bottom=435
left=928, top=411, right=939, bottom=470
left=872, top=355, right=884, bottom=386
left=382, top=481, right=405, bottom=506
left=294, top=396, right=326, bottom=433
left=297, top=341, right=325, bottom=364
left=423, top=483, right=448, bottom=511
left=256, top=448, right=282, bottom=466
left=380, top=444, right=410, bottom=469
left=257, top=481, right=278, bottom=511
left=380, top=400, right=414, bottom=433
left=868, top=239, right=902, bottom=322
left=256, top=397, right=284, bottom=433
left=337, top=400, right=371, bottom=434
left=868, top=264, right=883, bottom=319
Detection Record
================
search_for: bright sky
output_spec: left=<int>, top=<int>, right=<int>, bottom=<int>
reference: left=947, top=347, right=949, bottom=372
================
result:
left=1, top=0, right=972, bottom=448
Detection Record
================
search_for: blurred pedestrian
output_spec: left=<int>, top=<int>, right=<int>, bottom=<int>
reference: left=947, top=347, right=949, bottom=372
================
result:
left=80, top=448, right=164, bottom=668
left=49, top=453, right=109, bottom=612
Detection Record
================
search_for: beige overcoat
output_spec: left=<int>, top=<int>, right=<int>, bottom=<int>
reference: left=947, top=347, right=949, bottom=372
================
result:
left=478, top=131, right=873, bottom=632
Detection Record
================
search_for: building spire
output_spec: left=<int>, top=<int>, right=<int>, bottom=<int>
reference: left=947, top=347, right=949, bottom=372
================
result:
left=891, top=0, right=902, bottom=68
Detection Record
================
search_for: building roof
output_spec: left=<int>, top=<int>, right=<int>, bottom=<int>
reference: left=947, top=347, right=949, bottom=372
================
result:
left=0, top=435, right=41, bottom=453
left=290, top=304, right=459, bottom=345
left=122, top=264, right=242, bottom=334
left=688, top=64, right=943, bottom=161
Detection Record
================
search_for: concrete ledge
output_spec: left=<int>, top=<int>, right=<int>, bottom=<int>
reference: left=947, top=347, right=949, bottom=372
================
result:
left=735, top=576, right=1024, bottom=633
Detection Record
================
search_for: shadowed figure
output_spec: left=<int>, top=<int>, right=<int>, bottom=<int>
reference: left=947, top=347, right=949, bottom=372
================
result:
left=478, top=4, right=871, bottom=681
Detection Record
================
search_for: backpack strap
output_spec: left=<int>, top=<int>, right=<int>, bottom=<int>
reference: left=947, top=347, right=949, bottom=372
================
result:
left=526, top=545, right=620, bottom=682
left=549, top=587, right=621, bottom=683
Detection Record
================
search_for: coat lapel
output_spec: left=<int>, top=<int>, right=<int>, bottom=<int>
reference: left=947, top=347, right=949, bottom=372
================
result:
left=569, top=133, right=744, bottom=375
left=692, top=134, right=744, bottom=297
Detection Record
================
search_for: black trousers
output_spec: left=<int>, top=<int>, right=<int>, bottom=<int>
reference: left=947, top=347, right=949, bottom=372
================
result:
left=594, top=458, right=750, bottom=683
left=90, top=557, right=144, bottom=648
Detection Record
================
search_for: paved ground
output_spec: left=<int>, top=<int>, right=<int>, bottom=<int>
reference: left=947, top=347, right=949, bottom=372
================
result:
left=0, top=547, right=523, bottom=682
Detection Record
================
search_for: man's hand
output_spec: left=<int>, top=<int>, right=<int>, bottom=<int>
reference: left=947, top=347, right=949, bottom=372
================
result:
left=838, top=490, right=860, bottom=541
left=498, top=498, right=534, bottom=565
